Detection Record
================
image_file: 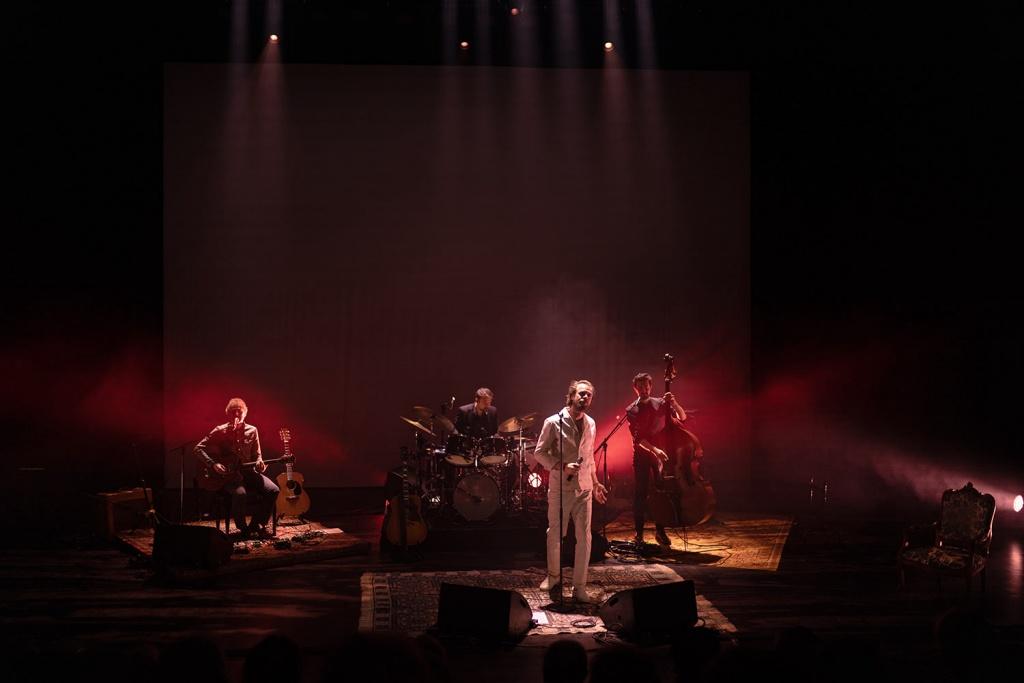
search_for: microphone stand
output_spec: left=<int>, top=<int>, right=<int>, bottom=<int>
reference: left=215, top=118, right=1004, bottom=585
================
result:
left=593, top=406, right=631, bottom=548
left=557, top=406, right=565, bottom=611
left=166, top=441, right=194, bottom=523
left=553, top=400, right=586, bottom=611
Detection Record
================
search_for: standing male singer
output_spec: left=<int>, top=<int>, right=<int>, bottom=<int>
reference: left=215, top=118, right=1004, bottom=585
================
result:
left=194, top=397, right=279, bottom=538
left=534, top=380, right=608, bottom=603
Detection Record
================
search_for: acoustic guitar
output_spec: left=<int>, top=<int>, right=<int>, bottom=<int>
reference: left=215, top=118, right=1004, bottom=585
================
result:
left=383, top=446, right=427, bottom=550
left=197, top=453, right=294, bottom=492
left=275, top=428, right=311, bottom=519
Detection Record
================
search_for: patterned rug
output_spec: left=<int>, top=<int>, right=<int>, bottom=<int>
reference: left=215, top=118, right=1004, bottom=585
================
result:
left=602, top=511, right=793, bottom=571
left=117, top=520, right=370, bottom=579
left=359, top=564, right=736, bottom=636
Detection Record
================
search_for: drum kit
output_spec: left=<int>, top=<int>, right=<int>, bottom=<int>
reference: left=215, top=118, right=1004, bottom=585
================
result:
left=398, top=406, right=546, bottom=522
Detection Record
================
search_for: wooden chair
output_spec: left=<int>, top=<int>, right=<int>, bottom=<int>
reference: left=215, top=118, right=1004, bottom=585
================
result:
left=898, top=482, right=995, bottom=593
left=194, top=478, right=277, bottom=536
left=210, top=490, right=277, bottom=536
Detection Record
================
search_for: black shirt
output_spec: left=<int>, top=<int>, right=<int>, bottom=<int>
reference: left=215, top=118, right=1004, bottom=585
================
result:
left=454, top=404, right=498, bottom=438
left=626, top=397, right=668, bottom=458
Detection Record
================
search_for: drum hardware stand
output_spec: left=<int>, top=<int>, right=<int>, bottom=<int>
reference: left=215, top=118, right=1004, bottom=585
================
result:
left=511, top=425, right=526, bottom=515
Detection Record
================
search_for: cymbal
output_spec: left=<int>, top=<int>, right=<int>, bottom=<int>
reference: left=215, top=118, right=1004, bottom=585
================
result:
left=498, top=412, right=538, bottom=434
left=400, top=415, right=434, bottom=437
left=409, top=406, right=456, bottom=434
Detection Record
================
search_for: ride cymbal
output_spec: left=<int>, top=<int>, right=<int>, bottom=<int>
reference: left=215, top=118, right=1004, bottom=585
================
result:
left=498, top=412, right=538, bottom=434
left=400, top=415, right=434, bottom=437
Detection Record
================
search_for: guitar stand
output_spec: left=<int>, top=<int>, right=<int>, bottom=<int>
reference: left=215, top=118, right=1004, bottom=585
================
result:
left=274, top=512, right=309, bottom=527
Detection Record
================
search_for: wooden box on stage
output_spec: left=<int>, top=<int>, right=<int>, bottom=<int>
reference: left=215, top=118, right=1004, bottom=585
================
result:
left=92, top=487, right=152, bottom=539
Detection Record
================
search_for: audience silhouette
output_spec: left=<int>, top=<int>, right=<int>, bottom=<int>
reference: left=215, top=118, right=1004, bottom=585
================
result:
left=243, top=634, right=302, bottom=683
left=542, top=638, right=588, bottom=683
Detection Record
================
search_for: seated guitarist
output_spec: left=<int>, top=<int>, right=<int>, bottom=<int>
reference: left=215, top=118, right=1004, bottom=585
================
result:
left=627, top=373, right=687, bottom=547
left=194, top=397, right=280, bottom=538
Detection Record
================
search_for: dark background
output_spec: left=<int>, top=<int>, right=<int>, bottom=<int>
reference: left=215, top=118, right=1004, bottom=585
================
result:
left=163, top=63, right=749, bottom=489
left=6, top=2, right=1022, bottom=525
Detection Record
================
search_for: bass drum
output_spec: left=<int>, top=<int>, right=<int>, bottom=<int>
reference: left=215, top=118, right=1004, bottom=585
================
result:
left=453, top=471, right=501, bottom=521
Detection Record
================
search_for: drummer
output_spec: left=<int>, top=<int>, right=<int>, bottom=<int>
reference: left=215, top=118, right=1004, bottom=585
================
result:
left=454, top=387, right=499, bottom=438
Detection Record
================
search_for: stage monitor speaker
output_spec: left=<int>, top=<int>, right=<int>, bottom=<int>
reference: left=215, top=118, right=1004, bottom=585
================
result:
left=152, top=524, right=232, bottom=570
left=436, top=582, right=533, bottom=640
left=598, top=580, right=697, bottom=635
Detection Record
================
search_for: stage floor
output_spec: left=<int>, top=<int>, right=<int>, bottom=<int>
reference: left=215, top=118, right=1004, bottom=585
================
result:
left=3, top=507, right=1021, bottom=682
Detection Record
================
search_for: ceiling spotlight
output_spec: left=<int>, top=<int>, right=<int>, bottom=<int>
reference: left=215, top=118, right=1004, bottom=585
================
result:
left=269, top=34, right=279, bottom=43
left=510, top=7, right=520, bottom=16
left=604, top=41, right=614, bottom=52
left=459, top=41, right=469, bottom=50
left=1014, top=494, right=1023, bottom=512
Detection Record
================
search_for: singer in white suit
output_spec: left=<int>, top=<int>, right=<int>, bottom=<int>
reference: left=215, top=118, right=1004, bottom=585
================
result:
left=533, top=380, right=608, bottom=603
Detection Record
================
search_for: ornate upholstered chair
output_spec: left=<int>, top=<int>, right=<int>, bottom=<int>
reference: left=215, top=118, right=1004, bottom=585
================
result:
left=898, top=482, right=995, bottom=593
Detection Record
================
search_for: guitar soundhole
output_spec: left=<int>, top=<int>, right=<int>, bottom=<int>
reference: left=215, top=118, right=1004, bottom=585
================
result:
left=287, top=480, right=302, bottom=499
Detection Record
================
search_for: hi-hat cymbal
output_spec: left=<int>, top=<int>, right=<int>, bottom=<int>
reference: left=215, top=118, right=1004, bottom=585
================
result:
left=409, top=406, right=456, bottom=434
left=400, top=415, right=434, bottom=437
left=498, top=412, right=539, bottom=434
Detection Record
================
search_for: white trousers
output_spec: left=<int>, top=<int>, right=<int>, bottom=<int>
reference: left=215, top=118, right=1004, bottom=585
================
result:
left=546, top=487, right=593, bottom=589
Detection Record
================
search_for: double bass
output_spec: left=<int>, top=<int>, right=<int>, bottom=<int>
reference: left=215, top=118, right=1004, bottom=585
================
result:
left=646, top=354, right=716, bottom=527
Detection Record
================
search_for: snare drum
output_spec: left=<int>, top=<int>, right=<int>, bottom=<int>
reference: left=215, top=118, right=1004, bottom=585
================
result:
left=478, top=436, right=509, bottom=466
left=444, top=434, right=475, bottom=466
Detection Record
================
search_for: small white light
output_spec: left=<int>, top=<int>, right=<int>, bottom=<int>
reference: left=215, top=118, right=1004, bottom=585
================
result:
left=528, top=472, right=542, bottom=488
left=604, top=42, right=614, bottom=52
left=459, top=41, right=469, bottom=50
left=269, top=34, right=279, bottom=43
left=1014, top=495, right=1023, bottom=512
left=510, top=8, right=520, bottom=16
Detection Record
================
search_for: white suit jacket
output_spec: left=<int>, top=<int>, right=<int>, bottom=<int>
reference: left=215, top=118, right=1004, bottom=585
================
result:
left=534, top=408, right=596, bottom=492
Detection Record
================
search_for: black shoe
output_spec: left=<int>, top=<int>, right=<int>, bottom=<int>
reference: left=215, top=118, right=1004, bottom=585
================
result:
left=655, top=528, right=671, bottom=547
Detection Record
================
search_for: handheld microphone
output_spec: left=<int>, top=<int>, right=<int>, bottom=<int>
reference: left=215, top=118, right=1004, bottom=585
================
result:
left=565, top=455, right=584, bottom=481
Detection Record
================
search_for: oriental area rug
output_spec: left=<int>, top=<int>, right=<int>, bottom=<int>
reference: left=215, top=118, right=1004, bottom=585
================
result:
left=359, top=564, right=736, bottom=636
